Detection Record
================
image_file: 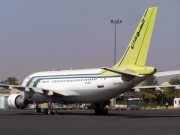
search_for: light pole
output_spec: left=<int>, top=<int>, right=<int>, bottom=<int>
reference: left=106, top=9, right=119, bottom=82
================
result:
left=111, top=19, right=122, bottom=65
left=162, top=90, right=163, bottom=105
left=111, top=19, right=122, bottom=108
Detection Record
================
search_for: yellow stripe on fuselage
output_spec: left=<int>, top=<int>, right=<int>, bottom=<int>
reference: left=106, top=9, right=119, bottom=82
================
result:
left=29, top=78, right=39, bottom=87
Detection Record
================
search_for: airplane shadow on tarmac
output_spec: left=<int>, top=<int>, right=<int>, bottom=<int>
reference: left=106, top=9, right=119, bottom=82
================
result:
left=10, top=109, right=180, bottom=119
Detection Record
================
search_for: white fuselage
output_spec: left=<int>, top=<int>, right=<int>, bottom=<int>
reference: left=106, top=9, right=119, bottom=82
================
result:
left=21, top=68, right=147, bottom=103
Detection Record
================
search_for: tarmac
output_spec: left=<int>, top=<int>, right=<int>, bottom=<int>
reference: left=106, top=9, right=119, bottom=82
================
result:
left=0, top=109, right=180, bottom=135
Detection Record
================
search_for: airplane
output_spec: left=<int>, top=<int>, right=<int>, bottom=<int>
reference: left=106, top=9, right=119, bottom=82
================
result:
left=1, top=6, right=180, bottom=115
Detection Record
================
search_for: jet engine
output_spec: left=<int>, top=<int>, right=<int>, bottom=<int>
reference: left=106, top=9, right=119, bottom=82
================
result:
left=7, top=94, right=29, bottom=109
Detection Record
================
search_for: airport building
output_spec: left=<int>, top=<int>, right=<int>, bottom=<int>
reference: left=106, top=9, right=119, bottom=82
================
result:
left=0, top=88, right=19, bottom=109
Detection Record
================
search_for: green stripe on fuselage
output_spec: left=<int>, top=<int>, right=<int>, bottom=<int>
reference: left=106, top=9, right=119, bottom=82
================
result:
left=27, top=70, right=120, bottom=87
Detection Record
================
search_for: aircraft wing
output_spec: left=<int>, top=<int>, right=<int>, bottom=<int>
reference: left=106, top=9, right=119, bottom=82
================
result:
left=133, top=85, right=180, bottom=92
left=154, top=70, right=180, bottom=77
left=42, top=89, right=80, bottom=96
left=101, top=67, right=141, bottom=77
left=0, top=84, right=79, bottom=96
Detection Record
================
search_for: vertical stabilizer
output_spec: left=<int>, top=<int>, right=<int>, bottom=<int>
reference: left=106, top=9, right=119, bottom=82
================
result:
left=113, top=7, right=158, bottom=68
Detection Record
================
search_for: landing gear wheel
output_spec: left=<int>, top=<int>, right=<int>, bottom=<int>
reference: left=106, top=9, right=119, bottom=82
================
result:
left=103, top=109, right=108, bottom=115
left=34, top=109, right=37, bottom=113
left=48, top=109, right=53, bottom=115
left=94, top=101, right=110, bottom=115
left=94, top=108, right=108, bottom=115
left=34, top=108, right=41, bottom=113
left=44, top=109, right=48, bottom=115
left=95, top=109, right=99, bottom=115
left=34, top=103, right=41, bottom=113
left=53, top=109, right=58, bottom=115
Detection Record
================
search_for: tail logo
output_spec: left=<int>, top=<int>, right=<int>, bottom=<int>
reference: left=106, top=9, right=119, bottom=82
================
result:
left=131, top=18, right=145, bottom=49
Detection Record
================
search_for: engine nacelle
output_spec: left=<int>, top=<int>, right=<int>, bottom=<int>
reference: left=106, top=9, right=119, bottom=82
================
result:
left=7, top=94, right=29, bottom=109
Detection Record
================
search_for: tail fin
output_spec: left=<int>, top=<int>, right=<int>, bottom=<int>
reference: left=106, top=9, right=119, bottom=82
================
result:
left=114, top=7, right=158, bottom=68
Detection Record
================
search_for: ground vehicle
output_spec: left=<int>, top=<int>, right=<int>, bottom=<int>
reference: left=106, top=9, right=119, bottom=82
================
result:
left=127, top=98, right=142, bottom=110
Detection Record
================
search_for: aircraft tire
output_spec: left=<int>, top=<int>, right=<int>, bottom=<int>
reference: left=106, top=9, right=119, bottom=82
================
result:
left=95, top=108, right=108, bottom=115
left=44, top=109, right=48, bottom=115
left=48, top=109, right=53, bottom=115
left=103, top=109, right=108, bottom=115
left=34, top=108, right=41, bottom=113
left=95, top=109, right=99, bottom=115
left=53, top=109, right=58, bottom=115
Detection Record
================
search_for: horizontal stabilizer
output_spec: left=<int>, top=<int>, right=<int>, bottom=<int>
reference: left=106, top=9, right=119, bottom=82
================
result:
left=154, top=70, right=180, bottom=77
left=133, top=85, right=180, bottom=92
left=101, top=67, right=141, bottom=77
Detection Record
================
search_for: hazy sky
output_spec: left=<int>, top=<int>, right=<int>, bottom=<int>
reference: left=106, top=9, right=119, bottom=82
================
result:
left=0, top=0, right=179, bottom=83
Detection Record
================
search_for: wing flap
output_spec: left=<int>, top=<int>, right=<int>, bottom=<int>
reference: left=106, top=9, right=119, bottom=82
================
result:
left=42, top=89, right=80, bottom=96
left=0, top=84, right=13, bottom=90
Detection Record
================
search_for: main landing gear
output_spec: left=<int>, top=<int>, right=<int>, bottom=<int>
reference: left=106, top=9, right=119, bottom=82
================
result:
left=43, top=101, right=58, bottom=115
left=43, top=108, right=58, bottom=115
left=34, top=102, right=58, bottom=115
left=34, top=103, right=41, bottom=113
left=94, top=101, right=109, bottom=115
left=95, top=108, right=108, bottom=115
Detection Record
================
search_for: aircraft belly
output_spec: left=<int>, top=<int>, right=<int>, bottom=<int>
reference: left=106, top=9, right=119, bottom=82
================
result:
left=30, top=93, right=47, bottom=103
left=60, top=84, right=131, bottom=103
left=32, top=77, right=144, bottom=103
left=60, top=77, right=144, bottom=103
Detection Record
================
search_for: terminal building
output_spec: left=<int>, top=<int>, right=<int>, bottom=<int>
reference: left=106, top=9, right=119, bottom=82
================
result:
left=0, top=88, right=20, bottom=109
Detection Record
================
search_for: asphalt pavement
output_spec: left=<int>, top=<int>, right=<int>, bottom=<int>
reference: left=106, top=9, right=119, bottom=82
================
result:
left=0, top=109, right=180, bottom=135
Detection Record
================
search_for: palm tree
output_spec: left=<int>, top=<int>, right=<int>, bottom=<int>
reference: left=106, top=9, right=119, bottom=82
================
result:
left=6, top=77, right=19, bottom=85
left=164, top=76, right=180, bottom=102
left=141, top=76, right=161, bottom=104
left=135, top=91, right=144, bottom=107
